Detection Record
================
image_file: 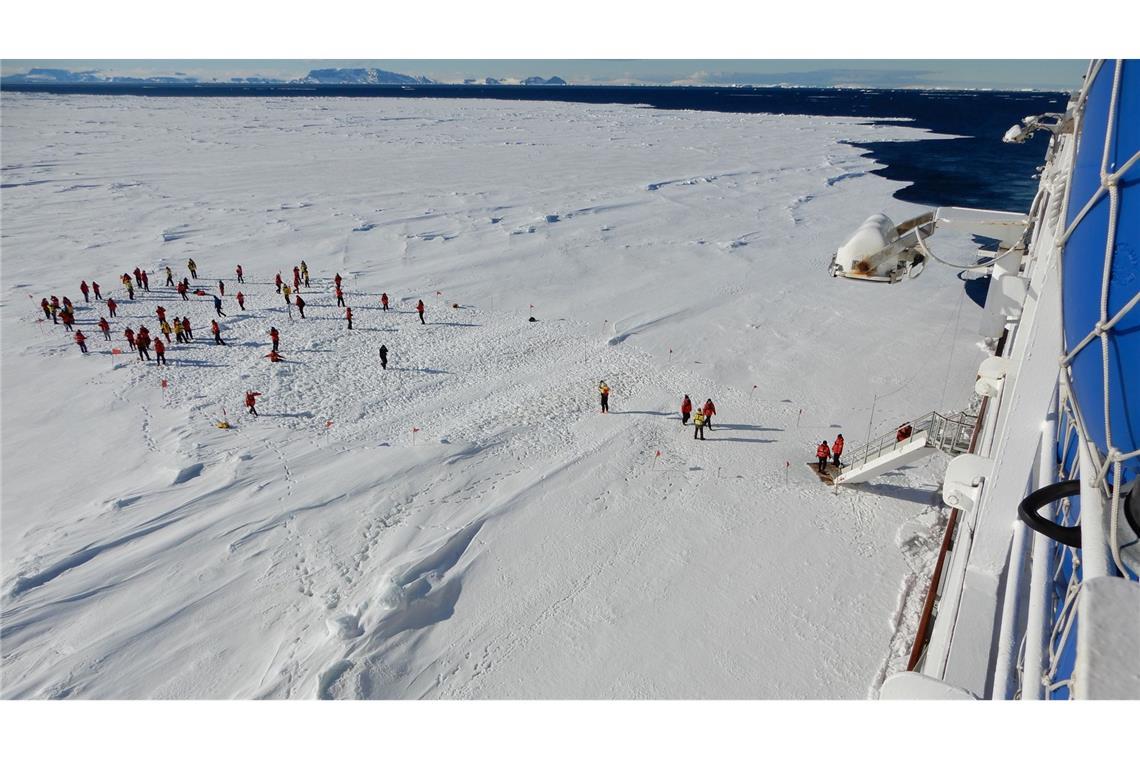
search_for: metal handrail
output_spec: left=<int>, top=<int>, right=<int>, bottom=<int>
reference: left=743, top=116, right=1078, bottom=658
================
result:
left=840, top=409, right=978, bottom=475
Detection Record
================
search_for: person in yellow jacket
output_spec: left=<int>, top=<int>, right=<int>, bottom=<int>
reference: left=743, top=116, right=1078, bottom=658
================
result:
left=692, top=410, right=707, bottom=440
left=598, top=381, right=610, bottom=413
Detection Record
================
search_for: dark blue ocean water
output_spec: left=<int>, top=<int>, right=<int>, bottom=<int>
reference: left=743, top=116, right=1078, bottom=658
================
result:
left=3, top=82, right=1070, bottom=213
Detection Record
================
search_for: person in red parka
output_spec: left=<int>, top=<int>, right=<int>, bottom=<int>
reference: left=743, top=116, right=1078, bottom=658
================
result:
left=154, top=337, right=167, bottom=365
left=265, top=350, right=283, bottom=363
left=40, top=298, right=52, bottom=320
left=702, top=399, right=716, bottom=431
left=181, top=317, right=193, bottom=340
left=107, top=297, right=118, bottom=317
left=245, top=391, right=262, bottom=416
left=295, top=294, right=306, bottom=319
left=896, top=423, right=913, bottom=442
left=334, top=272, right=342, bottom=289
left=274, top=272, right=283, bottom=293
left=218, top=279, right=225, bottom=297
left=136, top=331, right=152, bottom=361
left=156, top=305, right=167, bottom=323
left=80, top=280, right=90, bottom=302
left=816, top=440, right=831, bottom=473
left=140, top=269, right=149, bottom=291
left=177, top=281, right=189, bottom=301
left=680, top=394, right=693, bottom=425
left=133, top=267, right=142, bottom=287
left=236, top=264, right=244, bottom=284
left=381, top=292, right=389, bottom=311
left=293, top=266, right=301, bottom=290
left=831, top=434, right=845, bottom=467
left=74, top=330, right=88, bottom=354
left=98, top=316, right=111, bottom=340
left=60, top=309, right=75, bottom=331
left=336, top=286, right=345, bottom=308
left=92, top=281, right=102, bottom=300
left=269, top=326, right=279, bottom=352
left=416, top=299, right=425, bottom=324
left=124, top=327, right=136, bottom=348
left=236, top=291, right=245, bottom=310
left=345, top=307, right=353, bottom=330
left=211, top=320, right=225, bottom=345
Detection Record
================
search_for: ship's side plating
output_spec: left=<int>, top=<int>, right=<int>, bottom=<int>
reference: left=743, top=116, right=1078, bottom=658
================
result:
left=881, top=59, right=1140, bottom=700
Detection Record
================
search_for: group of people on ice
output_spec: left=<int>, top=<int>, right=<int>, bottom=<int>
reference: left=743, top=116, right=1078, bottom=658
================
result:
left=54, top=258, right=867, bottom=474
left=680, top=394, right=717, bottom=440
left=39, top=254, right=454, bottom=425
left=46, top=256, right=428, bottom=360
left=596, top=385, right=722, bottom=442
left=816, top=435, right=845, bottom=473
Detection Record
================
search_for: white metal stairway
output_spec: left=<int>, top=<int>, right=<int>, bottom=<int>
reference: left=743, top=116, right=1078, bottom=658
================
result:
left=835, top=410, right=978, bottom=485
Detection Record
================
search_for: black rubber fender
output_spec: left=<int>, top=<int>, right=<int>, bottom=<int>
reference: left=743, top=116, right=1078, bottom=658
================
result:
left=1018, top=479, right=1082, bottom=548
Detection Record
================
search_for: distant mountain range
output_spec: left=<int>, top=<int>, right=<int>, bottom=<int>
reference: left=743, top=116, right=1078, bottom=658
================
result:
left=3, top=68, right=200, bottom=84
left=298, top=68, right=435, bottom=85
left=1, top=67, right=568, bottom=86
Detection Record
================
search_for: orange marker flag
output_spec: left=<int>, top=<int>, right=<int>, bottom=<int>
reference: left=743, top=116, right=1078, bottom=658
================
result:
left=161, top=379, right=168, bottom=389
left=111, top=348, right=123, bottom=355
left=326, top=420, right=334, bottom=428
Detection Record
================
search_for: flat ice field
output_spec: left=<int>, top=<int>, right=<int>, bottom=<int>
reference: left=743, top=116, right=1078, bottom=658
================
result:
left=1, top=93, right=988, bottom=698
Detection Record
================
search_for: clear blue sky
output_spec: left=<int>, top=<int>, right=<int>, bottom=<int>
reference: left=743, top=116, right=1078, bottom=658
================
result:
left=2, top=60, right=1089, bottom=90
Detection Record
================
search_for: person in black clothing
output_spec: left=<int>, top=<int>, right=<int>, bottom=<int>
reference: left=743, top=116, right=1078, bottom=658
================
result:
left=213, top=295, right=226, bottom=317
left=379, top=344, right=388, bottom=370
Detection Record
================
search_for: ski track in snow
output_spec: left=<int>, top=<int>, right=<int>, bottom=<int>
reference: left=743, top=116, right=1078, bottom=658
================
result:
left=1, top=93, right=977, bottom=699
